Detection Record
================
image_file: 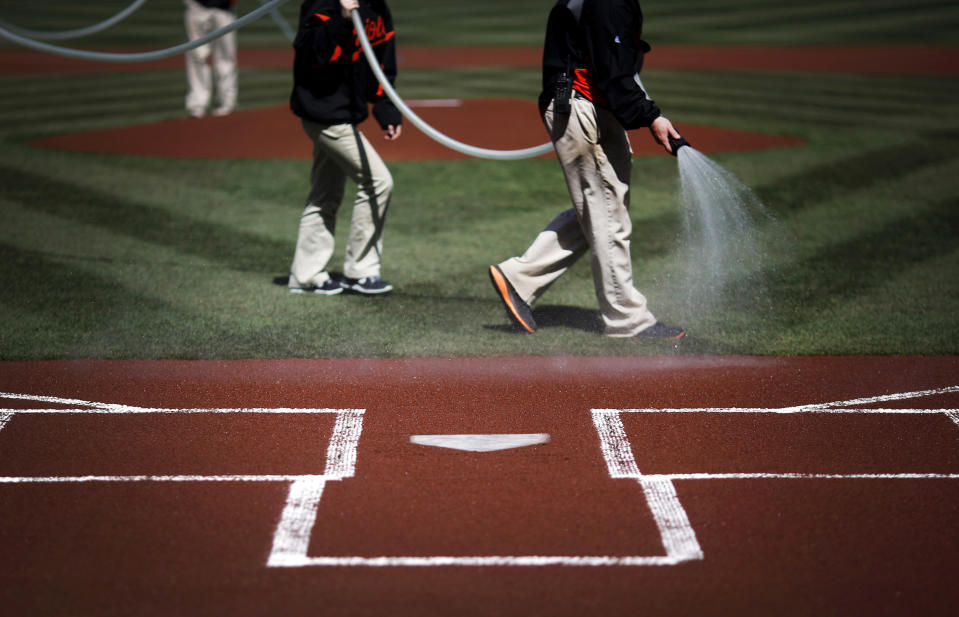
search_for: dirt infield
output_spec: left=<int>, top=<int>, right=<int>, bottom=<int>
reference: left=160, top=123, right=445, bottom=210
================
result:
left=5, top=41, right=959, bottom=616
left=26, top=43, right=957, bottom=160
left=30, top=98, right=805, bottom=161
left=1, top=356, right=958, bottom=616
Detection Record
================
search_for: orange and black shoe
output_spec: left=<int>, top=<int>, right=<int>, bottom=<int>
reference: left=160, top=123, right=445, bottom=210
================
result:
left=488, top=265, right=537, bottom=333
left=635, top=321, right=685, bottom=340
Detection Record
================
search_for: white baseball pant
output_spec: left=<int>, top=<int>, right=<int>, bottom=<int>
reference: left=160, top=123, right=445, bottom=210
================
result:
left=184, top=0, right=237, bottom=116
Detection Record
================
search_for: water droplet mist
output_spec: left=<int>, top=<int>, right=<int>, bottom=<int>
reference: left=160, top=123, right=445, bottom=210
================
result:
left=669, top=140, right=777, bottom=322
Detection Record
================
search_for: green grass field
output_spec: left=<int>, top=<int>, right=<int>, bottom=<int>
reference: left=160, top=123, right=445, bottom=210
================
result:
left=1, top=1, right=958, bottom=359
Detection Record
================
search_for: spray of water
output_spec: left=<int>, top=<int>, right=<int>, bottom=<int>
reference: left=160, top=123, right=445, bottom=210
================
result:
left=670, top=143, right=778, bottom=322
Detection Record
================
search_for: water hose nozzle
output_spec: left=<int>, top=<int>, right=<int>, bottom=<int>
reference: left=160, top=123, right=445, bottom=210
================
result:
left=668, top=135, right=690, bottom=156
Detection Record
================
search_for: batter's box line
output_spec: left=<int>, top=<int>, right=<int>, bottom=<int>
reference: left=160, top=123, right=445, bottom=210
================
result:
left=0, top=392, right=365, bottom=483
left=4, top=388, right=957, bottom=568
left=0, top=391, right=358, bottom=416
left=582, top=385, right=959, bottom=569
left=268, top=410, right=706, bottom=569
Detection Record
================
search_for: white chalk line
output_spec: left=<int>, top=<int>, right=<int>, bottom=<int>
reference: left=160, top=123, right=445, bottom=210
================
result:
left=0, top=392, right=359, bottom=416
left=267, top=411, right=365, bottom=566
left=591, top=411, right=704, bottom=563
left=324, top=410, right=363, bottom=478
left=0, top=474, right=332, bottom=483
left=0, top=408, right=354, bottom=414
left=274, top=410, right=705, bottom=568
left=596, top=408, right=958, bottom=414
left=646, top=473, right=959, bottom=481
left=3, top=390, right=957, bottom=568
left=268, top=477, right=329, bottom=566
left=270, top=555, right=689, bottom=568
left=588, top=391, right=959, bottom=569
left=792, top=384, right=959, bottom=412
left=595, top=384, right=959, bottom=416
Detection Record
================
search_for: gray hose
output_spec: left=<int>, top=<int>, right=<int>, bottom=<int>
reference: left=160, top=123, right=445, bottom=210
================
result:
left=0, top=0, right=293, bottom=62
left=350, top=9, right=552, bottom=161
left=0, top=0, right=149, bottom=41
left=258, top=0, right=295, bottom=42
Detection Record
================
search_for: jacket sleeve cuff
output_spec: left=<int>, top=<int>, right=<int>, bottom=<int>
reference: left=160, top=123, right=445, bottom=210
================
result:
left=372, top=99, right=402, bottom=129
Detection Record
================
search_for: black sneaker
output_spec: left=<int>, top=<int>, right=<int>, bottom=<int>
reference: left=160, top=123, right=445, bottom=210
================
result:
left=289, top=278, right=343, bottom=295
left=635, top=321, right=685, bottom=340
left=488, top=265, right=536, bottom=333
left=343, top=276, right=393, bottom=295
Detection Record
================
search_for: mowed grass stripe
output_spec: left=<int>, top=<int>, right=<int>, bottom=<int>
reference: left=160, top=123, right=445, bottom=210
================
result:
left=648, top=72, right=959, bottom=131
left=3, top=0, right=957, bottom=48
left=789, top=5, right=959, bottom=43
left=0, top=2, right=296, bottom=48
left=0, top=156, right=293, bottom=273
left=1, top=3, right=957, bottom=358
left=753, top=133, right=959, bottom=217
left=647, top=0, right=959, bottom=44
left=689, top=0, right=952, bottom=33
left=688, top=157, right=959, bottom=353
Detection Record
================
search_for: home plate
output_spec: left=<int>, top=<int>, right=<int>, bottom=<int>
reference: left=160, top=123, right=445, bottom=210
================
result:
left=410, top=434, right=551, bottom=452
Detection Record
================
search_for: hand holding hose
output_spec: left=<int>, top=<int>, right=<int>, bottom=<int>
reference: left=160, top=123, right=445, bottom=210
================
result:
left=650, top=116, right=682, bottom=155
left=340, top=0, right=359, bottom=19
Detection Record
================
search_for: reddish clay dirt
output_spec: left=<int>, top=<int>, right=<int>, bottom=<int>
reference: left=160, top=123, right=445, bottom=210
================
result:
left=5, top=43, right=959, bottom=617
left=30, top=98, right=804, bottom=161
left=0, top=356, right=957, bottom=617
left=20, top=43, right=955, bottom=161
left=2, top=45, right=958, bottom=74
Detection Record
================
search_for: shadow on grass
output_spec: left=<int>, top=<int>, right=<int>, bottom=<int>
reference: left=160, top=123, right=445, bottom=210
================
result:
left=725, top=196, right=959, bottom=338
left=0, top=162, right=290, bottom=273
left=756, top=130, right=959, bottom=215
left=535, top=304, right=605, bottom=333
left=483, top=304, right=604, bottom=335
left=0, top=242, right=180, bottom=357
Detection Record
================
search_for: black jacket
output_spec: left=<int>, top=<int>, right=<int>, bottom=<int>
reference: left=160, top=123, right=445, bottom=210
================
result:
left=540, top=0, right=661, bottom=129
left=290, top=0, right=401, bottom=129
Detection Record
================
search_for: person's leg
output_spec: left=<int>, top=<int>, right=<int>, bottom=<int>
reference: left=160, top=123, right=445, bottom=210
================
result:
left=574, top=102, right=657, bottom=336
left=183, top=0, right=213, bottom=117
left=497, top=208, right=587, bottom=305
left=289, top=120, right=347, bottom=291
left=495, top=101, right=589, bottom=307
left=210, top=9, right=237, bottom=115
left=336, top=125, right=393, bottom=282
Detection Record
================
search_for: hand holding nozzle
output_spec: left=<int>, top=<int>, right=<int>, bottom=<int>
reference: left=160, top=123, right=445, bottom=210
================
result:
left=650, top=116, right=685, bottom=155
left=667, top=135, right=691, bottom=156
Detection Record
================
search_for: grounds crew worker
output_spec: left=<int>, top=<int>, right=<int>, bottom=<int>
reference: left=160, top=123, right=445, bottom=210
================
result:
left=288, top=0, right=401, bottom=295
left=489, top=0, right=686, bottom=339
left=184, top=0, right=238, bottom=118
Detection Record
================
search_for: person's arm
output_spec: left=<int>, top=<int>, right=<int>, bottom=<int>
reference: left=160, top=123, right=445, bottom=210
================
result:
left=583, top=0, right=661, bottom=130
left=368, top=3, right=402, bottom=139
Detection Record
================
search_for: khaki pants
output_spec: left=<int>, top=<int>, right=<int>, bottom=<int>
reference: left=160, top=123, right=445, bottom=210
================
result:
left=497, top=97, right=657, bottom=337
left=184, top=0, right=237, bottom=114
left=290, top=120, right=393, bottom=287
